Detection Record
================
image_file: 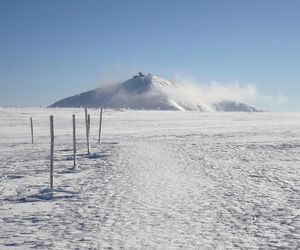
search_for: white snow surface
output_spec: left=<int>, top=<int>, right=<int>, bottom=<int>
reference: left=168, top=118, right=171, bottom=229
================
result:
left=0, top=107, right=299, bottom=249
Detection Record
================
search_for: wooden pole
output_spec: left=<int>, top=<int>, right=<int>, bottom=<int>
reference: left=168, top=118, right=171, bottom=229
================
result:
left=30, top=117, right=34, bottom=144
left=49, top=115, right=54, bottom=189
left=88, top=114, right=91, bottom=137
left=84, top=107, right=90, bottom=154
left=72, top=114, right=77, bottom=169
left=98, top=108, right=103, bottom=144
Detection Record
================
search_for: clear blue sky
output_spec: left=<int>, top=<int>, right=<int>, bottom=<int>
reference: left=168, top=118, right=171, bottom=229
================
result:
left=1, top=0, right=300, bottom=111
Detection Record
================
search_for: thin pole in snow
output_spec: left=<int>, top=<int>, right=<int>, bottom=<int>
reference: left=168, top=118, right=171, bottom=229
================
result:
left=72, top=114, right=77, bottom=169
left=30, top=117, right=34, bottom=144
left=88, top=114, right=91, bottom=137
left=49, top=115, right=54, bottom=189
left=98, top=108, right=103, bottom=144
left=84, top=107, right=90, bottom=155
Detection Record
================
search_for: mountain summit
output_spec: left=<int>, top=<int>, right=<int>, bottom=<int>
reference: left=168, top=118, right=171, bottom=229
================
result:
left=49, top=73, right=261, bottom=112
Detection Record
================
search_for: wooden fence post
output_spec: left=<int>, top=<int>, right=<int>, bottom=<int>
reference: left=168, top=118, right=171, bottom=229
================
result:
left=30, top=117, right=34, bottom=144
left=98, top=108, right=103, bottom=144
left=88, top=114, right=91, bottom=136
left=49, top=115, right=54, bottom=189
left=84, top=107, right=90, bottom=155
left=88, top=114, right=91, bottom=150
left=72, top=114, right=77, bottom=169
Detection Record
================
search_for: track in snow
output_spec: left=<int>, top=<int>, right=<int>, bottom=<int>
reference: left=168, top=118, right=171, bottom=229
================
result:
left=0, top=108, right=299, bottom=249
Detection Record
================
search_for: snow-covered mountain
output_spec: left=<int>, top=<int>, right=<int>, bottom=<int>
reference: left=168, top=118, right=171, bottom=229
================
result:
left=50, top=73, right=261, bottom=112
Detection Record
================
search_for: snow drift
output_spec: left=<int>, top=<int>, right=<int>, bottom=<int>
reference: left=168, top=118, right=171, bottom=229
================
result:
left=49, top=73, right=261, bottom=112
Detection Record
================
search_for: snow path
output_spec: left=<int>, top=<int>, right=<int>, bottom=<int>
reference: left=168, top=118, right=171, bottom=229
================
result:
left=0, top=108, right=299, bottom=249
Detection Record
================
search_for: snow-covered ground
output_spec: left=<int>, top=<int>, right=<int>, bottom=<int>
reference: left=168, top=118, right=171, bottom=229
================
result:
left=0, top=108, right=299, bottom=249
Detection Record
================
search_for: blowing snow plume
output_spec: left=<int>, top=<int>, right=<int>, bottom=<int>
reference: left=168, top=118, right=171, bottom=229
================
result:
left=49, top=73, right=261, bottom=112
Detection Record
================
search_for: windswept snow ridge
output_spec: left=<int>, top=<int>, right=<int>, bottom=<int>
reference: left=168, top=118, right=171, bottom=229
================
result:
left=50, top=73, right=261, bottom=112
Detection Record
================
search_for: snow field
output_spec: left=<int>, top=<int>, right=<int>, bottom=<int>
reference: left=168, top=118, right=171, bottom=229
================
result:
left=0, top=108, right=299, bottom=249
